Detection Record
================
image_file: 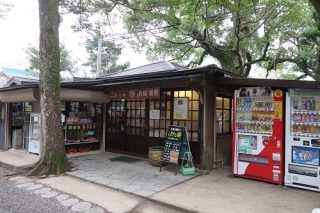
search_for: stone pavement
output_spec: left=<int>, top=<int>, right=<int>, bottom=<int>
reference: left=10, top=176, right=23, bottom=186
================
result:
left=1, top=151, right=319, bottom=213
left=0, top=149, right=39, bottom=171
left=150, top=167, right=320, bottom=213
left=67, top=152, right=198, bottom=197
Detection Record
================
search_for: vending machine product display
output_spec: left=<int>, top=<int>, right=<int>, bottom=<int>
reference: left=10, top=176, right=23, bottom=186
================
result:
left=285, top=89, right=320, bottom=192
left=233, top=87, right=284, bottom=184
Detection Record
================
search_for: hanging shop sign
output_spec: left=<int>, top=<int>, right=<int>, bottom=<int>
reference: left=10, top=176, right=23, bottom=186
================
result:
left=109, top=87, right=160, bottom=100
left=173, top=97, right=189, bottom=120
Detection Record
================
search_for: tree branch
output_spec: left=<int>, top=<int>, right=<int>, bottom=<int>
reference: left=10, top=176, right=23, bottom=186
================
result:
left=186, top=51, right=206, bottom=67
left=170, top=46, right=193, bottom=61
left=242, top=42, right=270, bottom=67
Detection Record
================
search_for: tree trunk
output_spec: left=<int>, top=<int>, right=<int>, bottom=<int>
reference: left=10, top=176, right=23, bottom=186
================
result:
left=309, top=0, right=320, bottom=15
left=29, top=0, right=69, bottom=175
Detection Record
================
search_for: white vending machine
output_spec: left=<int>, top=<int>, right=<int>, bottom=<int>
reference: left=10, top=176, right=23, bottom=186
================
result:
left=28, top=113, right=41, bottom=155
left=285, top=89, right=320, bottom=192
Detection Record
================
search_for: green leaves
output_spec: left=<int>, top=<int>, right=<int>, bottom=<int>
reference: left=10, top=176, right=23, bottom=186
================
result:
left=62, top=0, right=320, bottom=79
left=25, top=44, right=75, bottom=73
left=84, top=25, right=129, bottom=75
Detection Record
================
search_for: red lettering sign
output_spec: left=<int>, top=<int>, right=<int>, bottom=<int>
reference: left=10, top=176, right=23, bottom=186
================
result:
left=109, top=87, right=160, bottom=100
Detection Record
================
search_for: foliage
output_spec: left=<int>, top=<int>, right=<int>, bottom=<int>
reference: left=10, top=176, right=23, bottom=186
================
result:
left=61, top=0, right=320, bottom=79
left=84, top=25, right=129, bottom=75
left=25, top=44, right=75, bottom=73
left=0, top=1, right=13, bottom=19
left=265, top=12, right=320, bottom=80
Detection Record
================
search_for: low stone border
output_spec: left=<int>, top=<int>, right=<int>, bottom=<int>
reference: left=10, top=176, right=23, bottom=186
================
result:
left=9, top=176, right=106, bottom=213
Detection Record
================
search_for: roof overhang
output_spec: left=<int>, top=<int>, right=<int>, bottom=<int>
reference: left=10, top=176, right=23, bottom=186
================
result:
left=60, top=88, right=109, bottom=103
left=0, top=87, right=39, bottom=102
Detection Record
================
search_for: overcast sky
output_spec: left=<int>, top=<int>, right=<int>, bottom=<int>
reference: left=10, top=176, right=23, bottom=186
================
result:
left=0, top=0, right=147, bottom=76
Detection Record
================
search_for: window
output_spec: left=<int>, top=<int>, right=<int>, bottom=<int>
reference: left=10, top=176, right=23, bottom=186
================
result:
left=126, top=100, right=146, bottom=136
left=216, top=97, right=231, bottom=134
left=173, top=90, right=200, bottom=142
left=149, top=91, right=171, bottom=138
left=108, top=90, right=201, bottom=142
left=108, top=100, right=125, bottom=133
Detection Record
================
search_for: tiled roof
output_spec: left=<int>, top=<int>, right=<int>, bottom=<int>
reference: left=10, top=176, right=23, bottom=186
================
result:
left=101, top=61, right=187, bottom=79
left=1, top=67, right=39, bottom=79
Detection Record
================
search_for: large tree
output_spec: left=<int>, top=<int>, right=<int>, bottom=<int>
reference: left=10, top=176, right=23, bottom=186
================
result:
left=62, top=0, right=320, bottom=79
left=84, top=26, right=129, bottom=75
left=25, top=44, right=75, bottom=73
left=265, top=12, right=320, bottom=80
left=30, top=0, right=69, bottom=175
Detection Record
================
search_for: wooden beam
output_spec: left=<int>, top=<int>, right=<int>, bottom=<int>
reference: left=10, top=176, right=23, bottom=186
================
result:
left=201, top=85, right=216, bottom=169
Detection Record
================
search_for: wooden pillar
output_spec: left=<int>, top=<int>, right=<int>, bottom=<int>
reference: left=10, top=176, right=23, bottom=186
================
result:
left=4, top=103, right=10, bottom=150
left=200, top=84, right=216, bottom=169
left=101, top=103, right=107, bottom=152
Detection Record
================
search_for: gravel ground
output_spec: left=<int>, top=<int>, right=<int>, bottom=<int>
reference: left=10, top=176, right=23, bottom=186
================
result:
left=0, top=167, right=72, bottom=213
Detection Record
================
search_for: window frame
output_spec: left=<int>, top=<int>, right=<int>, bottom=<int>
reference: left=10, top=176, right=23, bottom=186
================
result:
left=216, top=96, right=232, bottom=135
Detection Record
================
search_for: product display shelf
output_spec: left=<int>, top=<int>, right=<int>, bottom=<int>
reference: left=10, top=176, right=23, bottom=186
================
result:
left=292, top=121, right=320, bottom=126
left=237, top=108, right=274, bottom=112
left=293, top=110, right=320, bottom=115
left=65, top=141, right=100, bottom=146
left=237, top=120, right=273, bottom=125
left=64, top=122, right=100, bottom=146
left=237, top=130, right=272, bottom=135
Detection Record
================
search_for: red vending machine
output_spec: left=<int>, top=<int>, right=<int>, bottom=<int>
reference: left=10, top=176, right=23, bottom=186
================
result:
left=232, top=87, right=284, bottom=184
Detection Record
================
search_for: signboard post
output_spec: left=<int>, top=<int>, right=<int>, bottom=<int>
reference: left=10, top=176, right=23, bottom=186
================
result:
left=160, top=125, right=187, bottom=175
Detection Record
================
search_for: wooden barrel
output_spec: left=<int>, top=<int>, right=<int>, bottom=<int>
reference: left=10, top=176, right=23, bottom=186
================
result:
left=148, top=146, right=164, bottom=166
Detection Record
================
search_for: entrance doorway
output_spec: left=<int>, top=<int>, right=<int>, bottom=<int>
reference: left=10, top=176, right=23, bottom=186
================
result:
left=106, top=99, right=148, bottom=155
left=106, top=90, right=201, bottom=163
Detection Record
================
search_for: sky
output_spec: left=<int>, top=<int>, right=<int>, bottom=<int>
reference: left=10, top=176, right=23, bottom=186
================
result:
left=0, top=0, right=148, bottom=76
left=0, top=1, right=288, bottom=79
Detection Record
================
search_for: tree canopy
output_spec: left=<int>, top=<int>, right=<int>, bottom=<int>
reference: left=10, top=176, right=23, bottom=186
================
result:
left=84, top=26, right=129, bottom=75
left=25, top=44, right=76, bottom=73
left=0, top=1, right=12, bottom=19
left=62, top=0, right=320, bottom=79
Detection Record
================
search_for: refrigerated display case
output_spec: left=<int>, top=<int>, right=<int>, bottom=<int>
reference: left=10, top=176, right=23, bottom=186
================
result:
left=232, top=87, right=284, bottom=184
left=285, top=89, right=320, bottom=192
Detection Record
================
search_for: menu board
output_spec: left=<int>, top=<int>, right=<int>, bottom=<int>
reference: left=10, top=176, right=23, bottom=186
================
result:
left=161, top=126, right=185, bottom=164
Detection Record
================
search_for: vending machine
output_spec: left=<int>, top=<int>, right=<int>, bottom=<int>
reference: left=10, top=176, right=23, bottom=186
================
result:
left=232, top=87, right=284, bottom=184
left=285, top=89, right=320, bottom=192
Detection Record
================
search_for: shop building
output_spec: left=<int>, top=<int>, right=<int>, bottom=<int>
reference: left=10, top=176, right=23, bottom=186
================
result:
left=0, top=78, right=108, bottom=157
left=0, top=62, right=320, bottom=170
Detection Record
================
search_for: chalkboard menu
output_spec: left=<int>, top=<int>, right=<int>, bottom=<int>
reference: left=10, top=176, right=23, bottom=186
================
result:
left=160, top=126, right=187, bottom=175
